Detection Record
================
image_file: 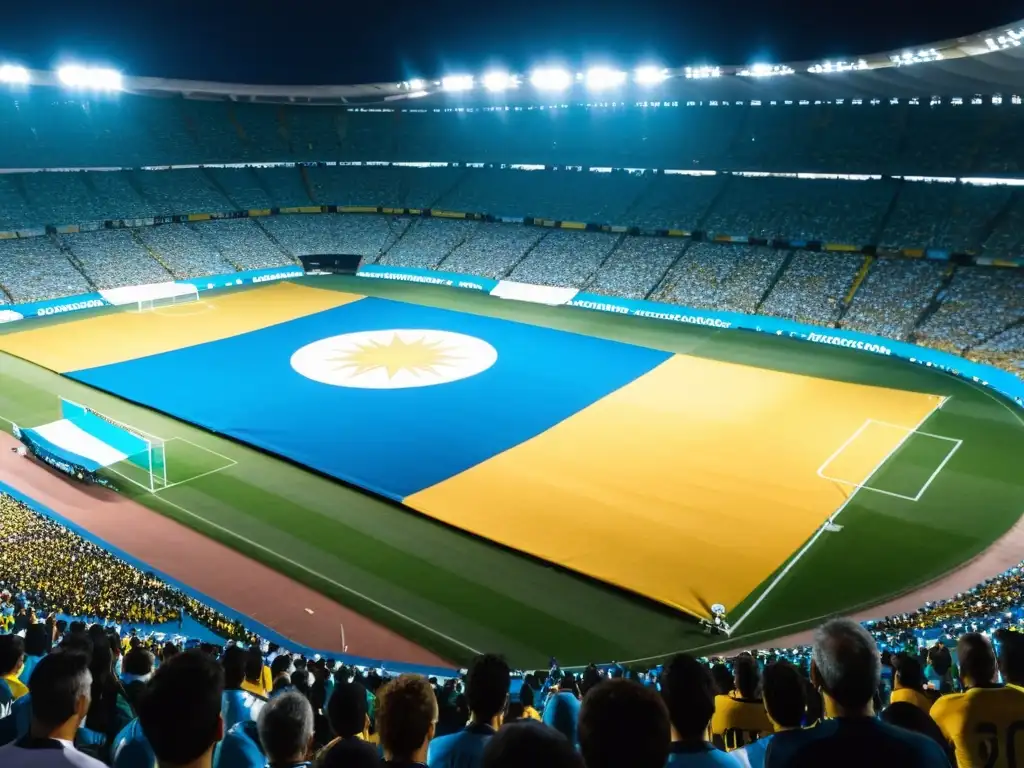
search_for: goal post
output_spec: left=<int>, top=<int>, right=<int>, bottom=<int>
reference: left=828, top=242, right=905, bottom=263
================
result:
left=137, top=285, right=200, bottom=312
left=59, top=397, right=168, bottom=491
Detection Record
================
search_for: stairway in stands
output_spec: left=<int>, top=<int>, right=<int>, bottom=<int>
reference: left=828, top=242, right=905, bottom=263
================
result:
left=49, top=233, right=98, bottom=292
left=754, top=251, right=796, bottom=313
left=908, top=264, right=958, bottom=339
left=836, top=255, right=875, bottom=323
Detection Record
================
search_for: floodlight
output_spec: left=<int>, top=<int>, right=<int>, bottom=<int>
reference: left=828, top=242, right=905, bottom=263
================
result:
left=482, top=71, right=515, bottom=92
left=530, top=67, right=572, bottom=91
left=441, top=74, right=474, bottom=92
left=585, top=66, right=626, bottom=90
left=57, top=65, right=122, bottom=90
left=635, top=65, right=669, bottom=84
left=0, top=65, right=29, bottom=84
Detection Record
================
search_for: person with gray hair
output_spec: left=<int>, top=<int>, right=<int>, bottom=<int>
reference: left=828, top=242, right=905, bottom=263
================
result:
left=257, top=690, right=315, bottom=768
left=0, top=650, right=106, bottom=767
left=767, top=618, right=949, bottom=768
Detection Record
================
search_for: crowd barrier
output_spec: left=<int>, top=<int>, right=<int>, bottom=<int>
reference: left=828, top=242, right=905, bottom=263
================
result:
left=357, top=264, right=498, bottom=292
left=357, top=265, right=1024, bottom=409
left=0, top=266, right=305, bottom=325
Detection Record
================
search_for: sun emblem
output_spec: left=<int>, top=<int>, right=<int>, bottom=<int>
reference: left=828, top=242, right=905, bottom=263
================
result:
left=290, top=329, right=498, bottom=389
left=327, top=334, right=462, bottom=380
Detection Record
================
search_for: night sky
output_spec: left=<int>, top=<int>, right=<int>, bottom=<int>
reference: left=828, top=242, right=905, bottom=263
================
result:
left=0, top=0, right=1020, bottom=85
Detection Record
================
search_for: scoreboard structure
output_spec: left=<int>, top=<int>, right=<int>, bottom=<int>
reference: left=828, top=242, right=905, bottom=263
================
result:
left=298, top=254, right=362, bottom=274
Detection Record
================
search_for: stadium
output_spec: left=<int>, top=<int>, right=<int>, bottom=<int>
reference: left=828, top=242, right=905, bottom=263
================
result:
left=2, top=10, right=1024, bottom=752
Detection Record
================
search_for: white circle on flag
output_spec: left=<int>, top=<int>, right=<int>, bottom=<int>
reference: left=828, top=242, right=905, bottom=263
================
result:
left=290, top=329, right=498, bottom=389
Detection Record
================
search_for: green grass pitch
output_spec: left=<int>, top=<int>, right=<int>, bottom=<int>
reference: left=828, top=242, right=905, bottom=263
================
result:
left=1, top=275, right=1023, bottom=668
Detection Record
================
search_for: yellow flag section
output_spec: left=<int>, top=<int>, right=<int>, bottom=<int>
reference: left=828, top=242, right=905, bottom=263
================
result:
left=0, top=283, right=364, bottom=373
left=406, top=354, right=943, bottom=618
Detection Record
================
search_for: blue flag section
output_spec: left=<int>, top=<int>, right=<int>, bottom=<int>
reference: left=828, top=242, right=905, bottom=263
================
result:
left=69, top=298, right=670, bottom=500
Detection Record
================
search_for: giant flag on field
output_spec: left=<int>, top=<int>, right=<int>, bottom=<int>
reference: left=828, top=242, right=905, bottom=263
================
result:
left=4, top=282, right=943, bottom=618
left=68, top=296, right=671, bottom=500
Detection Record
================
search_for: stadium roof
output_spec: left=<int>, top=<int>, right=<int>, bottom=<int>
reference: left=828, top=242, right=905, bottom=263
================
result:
left=13, top=18, right=1024, bottom=105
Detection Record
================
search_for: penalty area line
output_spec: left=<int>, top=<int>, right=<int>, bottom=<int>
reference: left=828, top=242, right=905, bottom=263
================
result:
left=727, top=396, right=947, bottom=636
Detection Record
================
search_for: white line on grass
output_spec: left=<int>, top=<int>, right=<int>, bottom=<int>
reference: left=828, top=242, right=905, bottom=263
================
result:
left=727, top=396, right=947, bottom=635
left=912, top=438, right=962, bottom=501
left=815, top=419, right=872, bottom=478
left=148, top=490, right=482, bottom=656
left=155, top=464, right=236, bottom=492
left=166, top=436, right=239, bottom=468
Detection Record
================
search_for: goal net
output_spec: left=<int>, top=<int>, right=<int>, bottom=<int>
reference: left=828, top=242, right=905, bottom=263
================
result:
left=137, top=285, right=200, bottom=312
left=59, top=397, right=168, bottom=491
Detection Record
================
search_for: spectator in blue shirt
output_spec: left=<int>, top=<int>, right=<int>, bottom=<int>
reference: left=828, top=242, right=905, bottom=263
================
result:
left=768, top=618, right=950, bottom=768
left=480, top=720, right=582, bottom=768
left=137, top=651, right=225, bottom=768
left=18, top=625, right=50, bottom=686
left=428, top=654, right=509, bottom=768
left=221, top=647, right=265, bottom=731
left=732, top=661, right=806, bottom=768
left=659, top=654, right=739, bottom=767
left=541, top=674, right=580, bottom=746
left=578, top=678, right=671, bottom=768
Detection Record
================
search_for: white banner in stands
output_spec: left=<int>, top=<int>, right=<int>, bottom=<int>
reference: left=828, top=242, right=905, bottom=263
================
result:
left=491, top=281, right=580, bottom=306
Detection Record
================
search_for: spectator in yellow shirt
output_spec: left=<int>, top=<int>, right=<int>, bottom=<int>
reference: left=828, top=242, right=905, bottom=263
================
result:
left=889, top=655, right=934, bottom=713
left=931, top=632, right=1024, bottom=767
left=242, top=647, right=270, bottom=698
left=709, top=654, right=772, bottom=751
left=0, top=634, right=29, bottom=700
left=520, top=684, right=541, bottom=721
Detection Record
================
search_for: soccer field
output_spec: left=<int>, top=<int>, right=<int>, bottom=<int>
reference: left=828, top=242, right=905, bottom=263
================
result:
left=2, top=275, right=1023, bottom=668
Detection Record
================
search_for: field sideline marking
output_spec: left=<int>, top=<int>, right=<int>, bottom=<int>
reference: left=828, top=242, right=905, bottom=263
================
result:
left=147, top=490, right=482, bottom=656
left=726, top=396, right=948, bottom=635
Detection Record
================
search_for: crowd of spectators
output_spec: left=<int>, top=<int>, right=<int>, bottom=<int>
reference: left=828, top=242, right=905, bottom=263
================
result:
left=436, top=168, right=644, bottom=225
left=969, top=325, right=1024, bottom=378
left=841, top=259, right=948, bottom=341
left=879, top=183, right=1010, bottom=255
left=915, top=267, right=1024, bottom=353
left=61, top=231, right=171, bottom=290
left=586, top=238, right=684, bottom=300
left=6, top=92, right=1024, bottom=176
left=378, top=219, right=479, bottom=271
left=626, top=174, right=725, bottom=232
left=0, top=238, right=93, bottom=303
left=509, top=231, right=619, bottom=288
left=7, top=591, right=1024, bottom=767
left=6, top=469, right=1024, bottom=767
left=437, top=224, right=544, bottom=280
left=190, top=220, right=294, bottom=272
left=135, top=224, right=236, bottom=279
left=760, top=252, right=863, bottom=326
left=654, top=243, right=786, bottom=315
left=703, top=178, right=893, bottom=246
left=0, top=495, right=253, bottom=644
left=260, top=214, right=409, bottom=259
